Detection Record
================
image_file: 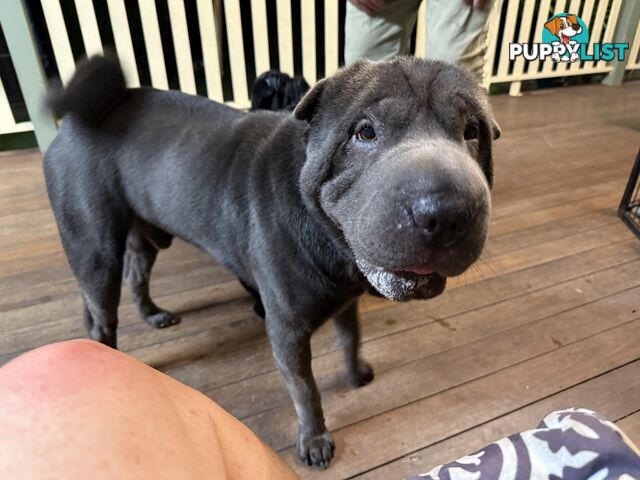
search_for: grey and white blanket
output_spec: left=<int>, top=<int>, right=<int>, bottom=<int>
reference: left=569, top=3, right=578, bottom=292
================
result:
left=409, top=408, right=640, bottom=480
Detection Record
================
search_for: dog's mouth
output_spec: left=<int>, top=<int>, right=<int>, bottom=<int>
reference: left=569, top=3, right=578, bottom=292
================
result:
left=356, top=258, right=447, bottom=301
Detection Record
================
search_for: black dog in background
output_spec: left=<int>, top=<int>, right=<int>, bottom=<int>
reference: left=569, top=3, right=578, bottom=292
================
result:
left=250, top=70, right=309, bottom=111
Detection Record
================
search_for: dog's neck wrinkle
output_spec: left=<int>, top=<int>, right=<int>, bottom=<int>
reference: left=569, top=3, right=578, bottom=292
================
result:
left=298, top=185, right=360, bottom=284
left=296, top=176, right=361, bottom=285
left=268, top=117, right=360, bottom=286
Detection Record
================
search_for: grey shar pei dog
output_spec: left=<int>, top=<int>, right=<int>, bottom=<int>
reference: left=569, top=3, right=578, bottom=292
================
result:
left=44, top=55, right=500, bottom=468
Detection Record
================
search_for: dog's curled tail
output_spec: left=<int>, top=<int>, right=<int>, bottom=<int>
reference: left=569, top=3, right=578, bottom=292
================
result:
left=48, top=55, right=126, bottom=126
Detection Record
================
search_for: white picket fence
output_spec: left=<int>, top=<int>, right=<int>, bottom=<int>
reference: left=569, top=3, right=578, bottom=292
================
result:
left=1, top=0, right=639, bottom=136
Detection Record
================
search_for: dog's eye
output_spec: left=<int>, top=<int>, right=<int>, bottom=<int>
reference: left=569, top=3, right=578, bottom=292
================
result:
left=463, top=122, right=478, bottom=141
left=356, top=124, right=377, bottom=141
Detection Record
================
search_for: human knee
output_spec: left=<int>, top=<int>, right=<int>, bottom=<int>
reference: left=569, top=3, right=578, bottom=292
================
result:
left=0, top=340, right=120, bottom=396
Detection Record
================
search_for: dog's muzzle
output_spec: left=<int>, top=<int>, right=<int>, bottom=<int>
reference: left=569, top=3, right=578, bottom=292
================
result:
left=356, top=258, right=447, bottom=301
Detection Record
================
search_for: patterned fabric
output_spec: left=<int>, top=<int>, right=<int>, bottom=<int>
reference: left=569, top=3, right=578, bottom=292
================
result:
left=409, top=408, right=640, bottom=480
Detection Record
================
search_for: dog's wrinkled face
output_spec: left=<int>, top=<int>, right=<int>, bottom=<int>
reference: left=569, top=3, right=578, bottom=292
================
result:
left=296, top=58, right=500, bottom=301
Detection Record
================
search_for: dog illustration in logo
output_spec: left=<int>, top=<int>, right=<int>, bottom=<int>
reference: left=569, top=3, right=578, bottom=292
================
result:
left=544, top=14, right=583, bottom=62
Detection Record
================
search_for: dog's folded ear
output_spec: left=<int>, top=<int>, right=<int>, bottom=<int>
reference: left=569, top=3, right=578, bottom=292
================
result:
left=491, top=120, right=501, bottom=140
left=293, top=78, right=328, bottom=122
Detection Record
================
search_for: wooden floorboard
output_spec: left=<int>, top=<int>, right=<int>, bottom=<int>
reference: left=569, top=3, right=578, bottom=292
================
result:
left=285, top=319, right=640, bottom=479
left=222, top=261, right=640, bottom=425
left=261, top=282, right=640, bottom=451
left=618, top=411, right=640, bottom=445
left=156, top=238, right=639, bottom=398
left=1, top=81, right=639, bottom=478
left=355, top=361, right=640, bottom=479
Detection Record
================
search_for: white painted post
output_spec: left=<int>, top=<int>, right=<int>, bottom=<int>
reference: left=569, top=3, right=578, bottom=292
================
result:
left=602, top=0, right=640, bottom=86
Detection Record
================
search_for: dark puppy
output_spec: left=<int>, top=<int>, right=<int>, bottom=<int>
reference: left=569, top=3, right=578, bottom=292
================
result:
left=44, top=56, right=499, bottom=469
left=250, top=69, right=310, bottom=111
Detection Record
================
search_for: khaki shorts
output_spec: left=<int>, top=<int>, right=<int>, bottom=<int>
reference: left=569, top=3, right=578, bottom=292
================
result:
left=345, top=0, right=492, bottom=81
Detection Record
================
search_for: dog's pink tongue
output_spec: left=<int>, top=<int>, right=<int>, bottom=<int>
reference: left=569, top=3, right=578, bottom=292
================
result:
left=405, top=266, right=434, bottom=275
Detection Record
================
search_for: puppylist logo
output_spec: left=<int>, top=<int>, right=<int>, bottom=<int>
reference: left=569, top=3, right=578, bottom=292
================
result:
left=509, top=12, right=629, bottom=63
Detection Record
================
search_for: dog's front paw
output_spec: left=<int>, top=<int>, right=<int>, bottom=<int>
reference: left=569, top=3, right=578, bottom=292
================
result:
left=145, top=310, right=181, bottom=329
left=348, top=359, right=374, bottom=388
left=298, top=431, right=335, bottom=469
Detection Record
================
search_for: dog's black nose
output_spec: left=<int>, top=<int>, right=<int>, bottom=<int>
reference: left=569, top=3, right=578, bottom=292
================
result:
left=411, top=198, right=468, bottom=246
left=571, top=24, right=580, bottom=31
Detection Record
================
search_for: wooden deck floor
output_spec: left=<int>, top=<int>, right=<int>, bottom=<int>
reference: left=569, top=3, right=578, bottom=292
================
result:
left=2, top=82, right=640, bottom=479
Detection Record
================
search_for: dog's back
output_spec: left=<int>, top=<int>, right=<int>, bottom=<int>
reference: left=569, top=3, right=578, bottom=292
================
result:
left=44, top=55, right=254, bottom=209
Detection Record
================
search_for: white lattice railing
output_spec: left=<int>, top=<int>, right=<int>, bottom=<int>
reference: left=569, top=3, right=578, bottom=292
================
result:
left=483, top=0, right=640, bottom=94
left=35, top=0, right=341, bottom=107
left=0, top=79, right=33, bottom=135
left=1, top=0, right=639, bottom=137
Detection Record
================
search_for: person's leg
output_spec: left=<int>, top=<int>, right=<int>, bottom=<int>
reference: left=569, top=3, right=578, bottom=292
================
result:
left=345, top=0, right=422, bottom=64
left=0, top=340, right=298, bottom=480
left=424, top=0, right=494, bottom=81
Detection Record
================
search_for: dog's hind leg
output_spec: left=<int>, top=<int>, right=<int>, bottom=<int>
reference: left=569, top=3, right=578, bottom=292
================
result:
left=123, top=220, right=181, bottom=329
left=45, top=141, right=133, bottom=349
left=65, top=222, right=129, bottom=349
left=334, top=299, right=374, bottom=388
